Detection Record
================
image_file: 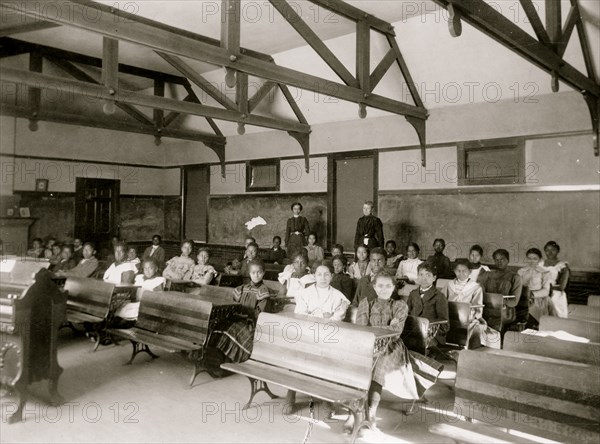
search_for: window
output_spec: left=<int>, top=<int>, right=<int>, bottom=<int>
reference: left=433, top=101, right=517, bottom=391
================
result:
left=245, top=160, right=280, bottom=192
left=458, top=138, right=525, bottom=186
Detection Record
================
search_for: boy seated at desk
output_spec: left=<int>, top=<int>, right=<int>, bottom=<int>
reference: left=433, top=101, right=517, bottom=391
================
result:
left=55, top=242, right=99, bottom=278
left=103, top=242, right=138, bottom=284
left=27, top=238, right=44, bottom=259
left=277, top=250, right=315, bottom=299
left=267, top=235, right=286, bottom=264
left=112, top=259, right=165, bottom=328
left=50, top=244, right=77, bottom=273
left=407, top=262, right=449, bottom=355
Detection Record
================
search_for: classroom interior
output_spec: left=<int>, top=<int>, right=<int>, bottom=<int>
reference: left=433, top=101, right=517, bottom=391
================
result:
left=1, top=0, right=599, bottom=443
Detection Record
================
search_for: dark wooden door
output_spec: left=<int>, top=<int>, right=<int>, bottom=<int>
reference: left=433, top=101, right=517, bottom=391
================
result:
left=74, top=178, right=120, bottom=254
left=328, top=153, right=377, bottom=253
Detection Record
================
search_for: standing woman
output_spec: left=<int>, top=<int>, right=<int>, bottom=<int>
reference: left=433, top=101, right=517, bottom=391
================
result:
left=542, top=241, right=569, bottom=318
left=285, top=202, right=310, bottom=259
left=518, top=248, right=552, bottom=328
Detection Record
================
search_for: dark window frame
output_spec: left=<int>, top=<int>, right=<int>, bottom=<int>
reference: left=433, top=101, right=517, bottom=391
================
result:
left=245, top=159, right=280, bottom=192
left=457, top=137, right=526, bottom=186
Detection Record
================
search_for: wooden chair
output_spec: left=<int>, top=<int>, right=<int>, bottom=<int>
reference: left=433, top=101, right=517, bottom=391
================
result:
left=483, top=292, right=516, bottom=332
left=445, top=301, right=485, bottom=350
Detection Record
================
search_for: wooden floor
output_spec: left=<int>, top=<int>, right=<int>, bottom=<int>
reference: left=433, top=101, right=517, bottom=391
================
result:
left=0, top=330, right=465, bottom=443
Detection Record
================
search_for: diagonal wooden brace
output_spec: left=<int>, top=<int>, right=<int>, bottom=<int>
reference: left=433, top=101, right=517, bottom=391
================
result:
left=405, top=116, right=427, bottom=166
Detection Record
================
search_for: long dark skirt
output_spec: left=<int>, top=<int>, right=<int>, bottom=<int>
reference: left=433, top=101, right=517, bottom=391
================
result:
left=216, top=320, right=254, bottom=362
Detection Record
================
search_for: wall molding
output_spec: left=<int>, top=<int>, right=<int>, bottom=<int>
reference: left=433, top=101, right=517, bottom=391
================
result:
left=1, top=153, right=180, bottom=170
left=378, top=185, right=600, bottom=195
left=210, top=192, right=328, bottom=199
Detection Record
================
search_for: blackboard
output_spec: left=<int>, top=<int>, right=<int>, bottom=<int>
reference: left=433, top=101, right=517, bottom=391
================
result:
left=379, top=191, right=599, bottom=270
left=208, top=194, right=327, bottom=248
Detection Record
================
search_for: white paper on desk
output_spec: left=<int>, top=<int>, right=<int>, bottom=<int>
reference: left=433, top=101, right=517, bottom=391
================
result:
left=522, top=328, right=590, bottom=343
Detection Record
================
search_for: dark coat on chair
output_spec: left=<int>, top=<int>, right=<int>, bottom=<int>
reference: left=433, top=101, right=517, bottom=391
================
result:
left=407, top=286, right=449, bottom=345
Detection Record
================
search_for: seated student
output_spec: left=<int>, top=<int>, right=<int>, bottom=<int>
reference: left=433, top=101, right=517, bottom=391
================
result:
left=56, top=242, right=99, bottom=278
left=142, top=234, right=166, bottom=271
left=446, top=259, right=500, bottom=349
left=103, top=242, right=138, bottom=284
left=72, top=238, right=84, bottom=263
left=112, top=259, right=165, bottom=329
left=127, top=246, right=141, bottom=266
left=407, top=262, right=449, bottom=350
left=541, top=241, right=569, bottom=318
left=330, top=243, right=344, bottom=258
left=426, top=238, right=452, bottom=278
left=216, top=260, right=271, bottom=363
left=396, top=242, right=423, bottom=284
left=50, top=244, right=77, bottom=273
left=352, top=272, right=443, bottom=431
left=331, top=255, right=353, bottom=301
left=305, top=232, right=324, bottom=268
left=468, top=244, right=490, bottom=285
left=352, top=247, right=386, bottom=307
left=483, top=249, right=524, bottom=323
left=48, top=243, right=63, bottom=267
left=44, top=237, right=57, bottom=259
left=240, top=242, right=259, bottom=277
left=27, top=238, right=44, bottom=258
left=286, top=262, right=350, bottom=413
left=278, top=251, right=315, bottom=298
left=518, top=248, right=552, bottom=328
left=267, top=236, right=286, bottom=264
left=187, top=247, right=217, bottom=287
left=105, top=235, right=121, bottom=263
left=238, top=236, right=257, bottom=262
left=163, top=240, right=195, bottom=280
left=385, top=240, right=404, bottom=269
left=348, top=245, right=372, bottom=280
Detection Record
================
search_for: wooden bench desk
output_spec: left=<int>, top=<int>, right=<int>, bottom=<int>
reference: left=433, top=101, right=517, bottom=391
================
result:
left=221, top=312, right=380, bottom=443
left=482, top=293, right=516, bottom=332
left=587, top=295, right=600, bottom=307
left=568, top=304, right=600, bottom=323
left=455, top=349, right=600, bottom=443
left=503, top=330, right=600, bottom=366
left=63, top=277, right=118, bottom=351
left=539, top=315, right=600, bottom=342
left=108, top=290, right=240, bottom=386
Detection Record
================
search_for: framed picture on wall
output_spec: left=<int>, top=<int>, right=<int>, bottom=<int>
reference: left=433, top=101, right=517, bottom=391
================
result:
left=246, top=160, right=280, bottom=192
left=6, top=208, right=14, bottom=217
left=19, top=207, right=30, bottom=217
left=35, top=178, right=49, bottom=192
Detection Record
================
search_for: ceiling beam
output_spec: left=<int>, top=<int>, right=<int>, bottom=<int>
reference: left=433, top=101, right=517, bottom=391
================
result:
left=570, top=0, right=596, bottom=81
left=156, top=52, right=237, bottom=110
left=518, top=0, right=551, bottom=47
left=248, top=81, right=277, bottom=112
left=0, top=67, right=311, bottom=133
left=0, top=21, right=60, bottom=37
left=558, top=4, right=579, bottom=57
left=304, top=0, right=395, bottom=36
left=545, top=0, right=562, bottom=50
left=182, top=83, right=225, bottom=137
left=0, top=103, right=226, bottom=147
left=268, top=0, right=357, bottom=87
left=3, top=1, right=426, bottom=119
left=0, top=37, right=188, bottom=84
left=46, top=56, right=155, bottom=126
left=431, top=0, right=599, bottom=97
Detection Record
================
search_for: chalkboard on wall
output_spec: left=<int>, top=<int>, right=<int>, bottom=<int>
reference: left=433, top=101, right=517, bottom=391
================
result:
left=379, top=191, right=599, bottom=270
left=208, top=194, right=327, bottom=249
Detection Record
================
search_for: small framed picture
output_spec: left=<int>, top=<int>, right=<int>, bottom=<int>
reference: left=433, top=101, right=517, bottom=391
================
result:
left=6, top=208, right=14, bottom=217
left=19, top=207, right=30, bottom=217
left=36, top=178, right=49, bottom=192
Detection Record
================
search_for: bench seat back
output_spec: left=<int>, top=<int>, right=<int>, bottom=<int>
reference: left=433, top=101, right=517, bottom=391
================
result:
left=503, top=331, right=600, bottom=366
left=251, top=312, right=375, bottom=391
left=64, top=277, right=116, bottom=318
left=447, top=301, right=471, bottom=347
left=456, top=349, right=600, bottom=443
left=539, top=316, right=600, bottom=342
left=136, top=291, right=214, bottom=345
left=401, top=315, right=429, bottom=355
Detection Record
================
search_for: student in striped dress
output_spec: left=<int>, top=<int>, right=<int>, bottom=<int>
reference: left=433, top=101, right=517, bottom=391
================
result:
left=216, top=260, right=271, bottom=363
left=351, top=272, right=443, bottom=432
